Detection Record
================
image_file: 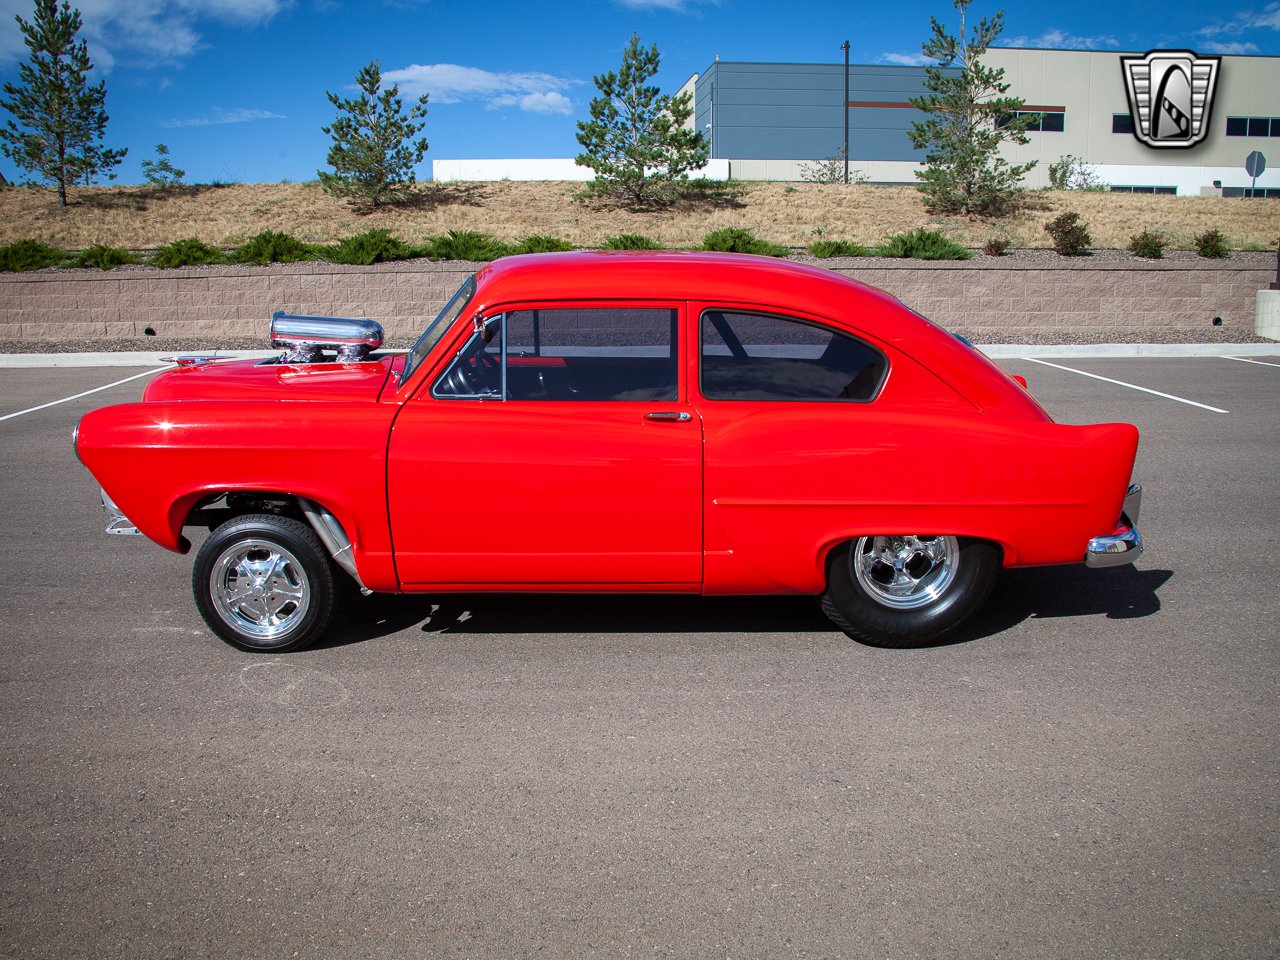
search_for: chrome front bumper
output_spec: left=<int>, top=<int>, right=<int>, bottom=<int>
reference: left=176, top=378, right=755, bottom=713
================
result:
left=1085, top=483, right=1143, bottom=568
left=101, top=489, right=141, bottom=536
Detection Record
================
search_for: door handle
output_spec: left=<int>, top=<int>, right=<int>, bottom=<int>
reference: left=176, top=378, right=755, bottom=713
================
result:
left=644, top=411, right=692, bottom=422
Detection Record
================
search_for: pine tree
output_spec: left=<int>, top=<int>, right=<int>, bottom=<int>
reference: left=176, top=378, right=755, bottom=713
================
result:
left=319, top=60, right=428, bottom=208
left=907, top=0, right=1035, bottom=217
left=0, top=0, right=126, bottom=206
left=141, top=143, right=185, bottom=189
left=575, top=34, right=707, bottom=208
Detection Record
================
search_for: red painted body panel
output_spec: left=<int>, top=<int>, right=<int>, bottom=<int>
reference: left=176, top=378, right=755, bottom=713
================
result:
left=75, top=252, right=1140, bottom=600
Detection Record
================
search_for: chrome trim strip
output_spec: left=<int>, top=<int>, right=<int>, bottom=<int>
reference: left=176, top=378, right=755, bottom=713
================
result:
left=100, top=489, right=141, bottom=536
left=1123, top=483, right=1142, bottom=526
left=297, top=497, right=372, bottom=594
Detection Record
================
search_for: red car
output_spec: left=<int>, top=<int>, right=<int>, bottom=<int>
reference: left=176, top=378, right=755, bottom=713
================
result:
left=75, top=252, right=1142, bottom=653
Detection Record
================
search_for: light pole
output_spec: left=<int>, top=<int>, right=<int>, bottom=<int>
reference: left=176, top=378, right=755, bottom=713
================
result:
left=842, top=40, right=850, bottom=184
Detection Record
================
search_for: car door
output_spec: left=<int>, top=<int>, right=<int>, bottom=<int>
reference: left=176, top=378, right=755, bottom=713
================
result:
left=387, top=301, right=703, bottom=588
left=690, top=304, right=892, bottom=595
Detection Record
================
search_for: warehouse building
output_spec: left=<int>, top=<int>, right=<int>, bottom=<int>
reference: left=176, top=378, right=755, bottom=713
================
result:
left=685, top=47, right=1280, bottom=195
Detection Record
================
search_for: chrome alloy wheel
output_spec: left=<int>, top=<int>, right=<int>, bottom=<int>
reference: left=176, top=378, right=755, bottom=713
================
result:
left=853, top=535, right=960, bottom=610
left=208, top=537, right=311, bottom=643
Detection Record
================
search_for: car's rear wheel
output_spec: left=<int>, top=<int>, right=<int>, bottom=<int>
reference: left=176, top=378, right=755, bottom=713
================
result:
left=193, top=514, right=335, bottom=653
left=821, top=535, right=998, bottom=648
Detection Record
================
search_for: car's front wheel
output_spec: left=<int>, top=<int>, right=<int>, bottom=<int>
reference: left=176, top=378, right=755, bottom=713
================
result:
left=821, top=535, right=999, bottom=648
left=193, top=514, right=335, bottom=653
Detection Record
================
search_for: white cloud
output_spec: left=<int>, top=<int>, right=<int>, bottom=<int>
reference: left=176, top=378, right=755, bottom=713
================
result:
left=878, top=52, right=929, bottom=66
left=487, top=91, right=574, bottom=115
left=162, top=106, right=287, bottom=127
left=0, top=0, right=292, bottom=69
left=1002, top=30, right=1120, bottom=50
left=381, top=63, right=581, bottom=114
left=1196, top=1, right=1280, bottom=37
left=613, top=0, right=714, bottom=9
left=1201, top=40, right=1261, bottom=53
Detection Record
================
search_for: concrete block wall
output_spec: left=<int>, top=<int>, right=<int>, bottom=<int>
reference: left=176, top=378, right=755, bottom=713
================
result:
left=0, top=257, right=1271, bottom=345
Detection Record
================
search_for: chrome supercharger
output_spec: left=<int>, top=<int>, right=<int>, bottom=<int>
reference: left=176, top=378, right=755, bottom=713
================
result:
left=269, top=311, right=384, bottom=363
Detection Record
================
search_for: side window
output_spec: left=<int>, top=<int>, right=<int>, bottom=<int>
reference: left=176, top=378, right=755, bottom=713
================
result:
left=700, top=310, right=887, bottom=402
left=433, top=318, right=503, bottom=399
left=505, top=307, right=677, bottom=401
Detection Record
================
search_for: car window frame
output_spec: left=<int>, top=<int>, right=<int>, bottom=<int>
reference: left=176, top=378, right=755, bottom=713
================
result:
left=429, top=298, right=687, bottom=404
left=695, top=306, right=889, bottom=404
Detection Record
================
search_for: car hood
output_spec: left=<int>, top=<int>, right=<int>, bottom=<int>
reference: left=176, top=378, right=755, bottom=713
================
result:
left=142, top=356, right=398, bottom=403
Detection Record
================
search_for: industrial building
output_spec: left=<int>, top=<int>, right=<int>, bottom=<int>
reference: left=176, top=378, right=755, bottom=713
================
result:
left=683, top=47, right=1280, bottom=196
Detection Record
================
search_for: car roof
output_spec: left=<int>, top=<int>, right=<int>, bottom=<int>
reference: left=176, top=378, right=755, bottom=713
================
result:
left=471, top=251, right=905, bottom=318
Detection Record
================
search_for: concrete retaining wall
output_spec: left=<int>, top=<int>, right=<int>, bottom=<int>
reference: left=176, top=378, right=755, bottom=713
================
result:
left=0, top=257, right=1270, bottom=345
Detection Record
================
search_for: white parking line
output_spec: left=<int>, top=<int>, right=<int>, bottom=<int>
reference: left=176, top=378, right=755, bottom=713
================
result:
left=1021, top=357, right=1230, bottom=414
left=0, top=366, right=170, bottom=423
left=1221, top=356, right=1280, bottom=369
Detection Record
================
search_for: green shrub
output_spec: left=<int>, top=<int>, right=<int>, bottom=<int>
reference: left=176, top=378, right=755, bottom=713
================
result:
left=329, top=229, right=413, bottom=265
left=874, top=228, right=971, bottom=260
left=1045, top=212, right=1091, bottom=256
left=70, top=245, right=141, bottom=270
left=1194, top=228, right=1229, bottom=259
left=514, top=234, right=574, bottom=254
left=0, top=239, right=67, bottom=272
left=699, top=227, right=788, bottom=257
left=149, top=238, right=226, bottom=268
left=808, top=239, right=870, bottom=258
left=1128, top=229, right=1165, bottom=259
left=426, top=229, right=512, bottom=261
left=983, top=237, right=1010, bottom=257
left=601, top=233, right=661, bottom=250
left=231, top=230, right=318, bottom=265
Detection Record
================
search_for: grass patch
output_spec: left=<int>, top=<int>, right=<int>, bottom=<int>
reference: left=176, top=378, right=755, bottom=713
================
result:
left=601, top=233, right=662, bottom=250
left=0, top=239, right=67, bottom=271
left=426, top=229, right=511, bottom=261
left=231, top=230, right=319, bottom=265
left=149, top=238, right=226, bottom=268
left=329, top=229, right=414, bottom=265
left=514, top=234, right=574, bottom=254
left=874, top=228, right=971, bottom=260
left=700, top=227, right=788, bottom=257
left=808, top=239, right=870, bottom=258
left=70, top=244, right=141, bottom=270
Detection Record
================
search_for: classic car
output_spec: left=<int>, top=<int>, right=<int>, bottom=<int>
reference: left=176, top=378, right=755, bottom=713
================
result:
left=74, top=251, right=1143, bottom=653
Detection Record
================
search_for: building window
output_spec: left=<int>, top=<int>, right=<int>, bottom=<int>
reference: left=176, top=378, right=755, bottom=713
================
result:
left=1221, top=187, right=1280, bottom=199
left=1112, top=114, right=1134, bottom=134
left=1226, top=116, right=1280, bottom=137
left=997, top=110, right=1065, bottom=132
left=1109, top=185, right=1177, bottom=195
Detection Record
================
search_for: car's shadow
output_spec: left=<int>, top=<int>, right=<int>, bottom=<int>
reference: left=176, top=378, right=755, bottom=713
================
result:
left=314, top=566, right=1172, bottom=650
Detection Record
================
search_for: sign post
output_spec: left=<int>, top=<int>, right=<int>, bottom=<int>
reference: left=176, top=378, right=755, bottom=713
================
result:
left=1245, top=150, right=1266, bottom=197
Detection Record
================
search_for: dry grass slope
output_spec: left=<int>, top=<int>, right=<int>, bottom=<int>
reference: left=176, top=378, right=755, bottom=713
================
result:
left=1, top=181, right=1277, bottom=252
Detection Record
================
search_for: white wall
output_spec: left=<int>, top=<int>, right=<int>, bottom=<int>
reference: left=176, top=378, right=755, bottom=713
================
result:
left=432, top=158, right=731, bottom=182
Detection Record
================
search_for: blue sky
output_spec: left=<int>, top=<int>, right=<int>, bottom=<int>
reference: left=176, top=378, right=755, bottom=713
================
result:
left=0, top=0, right=1277, bottom=185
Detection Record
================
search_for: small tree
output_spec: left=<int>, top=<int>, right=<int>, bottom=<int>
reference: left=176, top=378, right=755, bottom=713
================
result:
left=0, top=0, right=126, bottom=206
left=907, top=0, right=1034, bottom=217
left=319, top=60, right=428, bottom=208
left=575, top=34, right=708, bottom=207
left=141, top=143, right=185, bottom=189
left=800, top=148, right=868, bottom=185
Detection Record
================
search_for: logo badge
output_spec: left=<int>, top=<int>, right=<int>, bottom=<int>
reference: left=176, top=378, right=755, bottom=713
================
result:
left=1121, top=50, right=1220, bottom=149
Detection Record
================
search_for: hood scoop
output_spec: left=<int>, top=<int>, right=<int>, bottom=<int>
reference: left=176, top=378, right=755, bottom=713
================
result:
left=270, top=311, right=384, bottom=363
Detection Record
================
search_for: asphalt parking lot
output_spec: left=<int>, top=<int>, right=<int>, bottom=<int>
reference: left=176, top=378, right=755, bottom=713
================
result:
left=1, top=356, right=1277, bottom=959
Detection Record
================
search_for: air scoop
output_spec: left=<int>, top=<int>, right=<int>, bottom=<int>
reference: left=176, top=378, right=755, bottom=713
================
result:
left=270, top=311, right=384, bottom=363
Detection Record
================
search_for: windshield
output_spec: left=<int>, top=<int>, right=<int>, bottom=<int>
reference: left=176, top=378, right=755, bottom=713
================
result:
left=399, top=275, right=476, bottom=385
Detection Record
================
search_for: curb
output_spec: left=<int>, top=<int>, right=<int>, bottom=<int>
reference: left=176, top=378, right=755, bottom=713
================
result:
left=0, top=343, right=1277, bottom=368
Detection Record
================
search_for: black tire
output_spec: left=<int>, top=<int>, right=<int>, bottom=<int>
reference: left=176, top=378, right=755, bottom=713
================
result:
left=821, top=535, right=999, bottom=649
left=192, top=513, right=336, bottom=653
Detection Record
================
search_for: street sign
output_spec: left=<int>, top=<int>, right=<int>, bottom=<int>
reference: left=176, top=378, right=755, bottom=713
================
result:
left=1245, top=150, right=1266, bottom=178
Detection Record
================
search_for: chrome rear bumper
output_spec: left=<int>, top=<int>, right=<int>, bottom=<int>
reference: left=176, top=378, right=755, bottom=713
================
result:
left=1085, top=483, right=1143, bottom=568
